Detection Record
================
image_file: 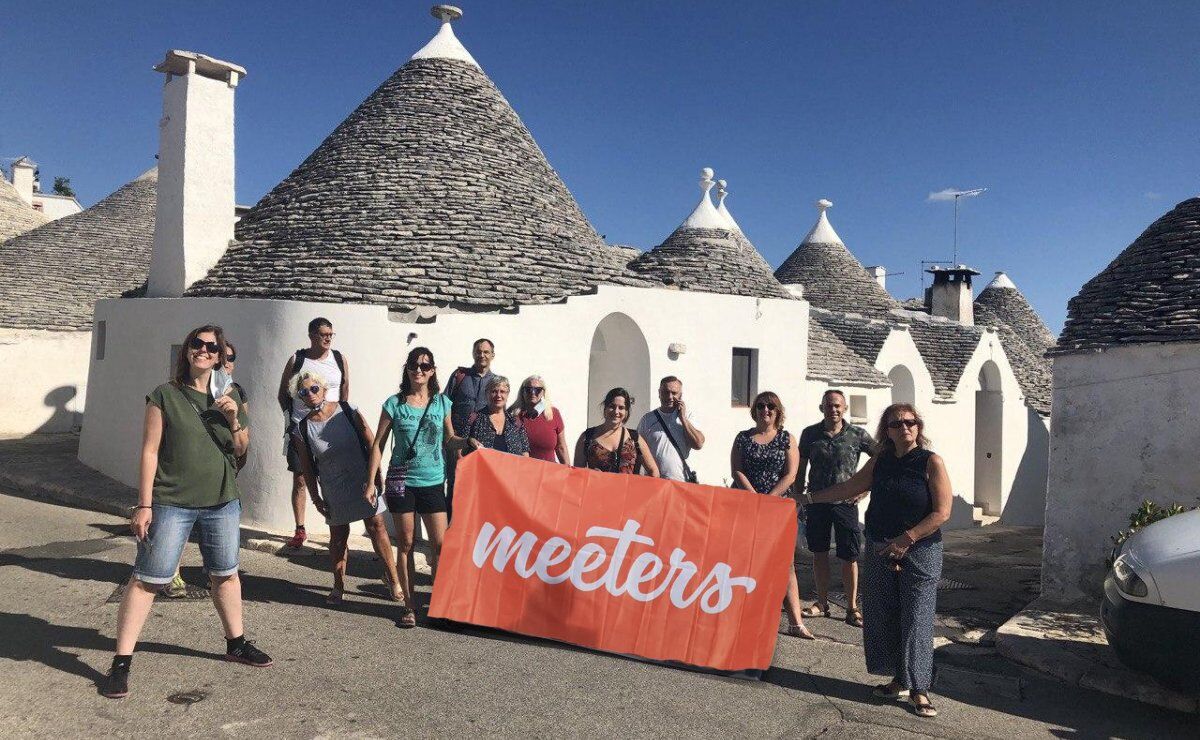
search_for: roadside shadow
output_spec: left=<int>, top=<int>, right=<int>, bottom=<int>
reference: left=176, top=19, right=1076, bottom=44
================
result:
left=31, top=385, right=79, bottom=434
left=0, top=612, right=218, bottom=686
left=0, top=551, right=128, bottom=586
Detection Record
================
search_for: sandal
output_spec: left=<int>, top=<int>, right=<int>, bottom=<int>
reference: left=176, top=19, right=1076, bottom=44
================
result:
left=325, top=589, right=344, bottom=606
left=845, top=607, right=863, bottom=628
left=398, top=607, right=417, bottom=629
left=871, top=682, right=909, bottom=700
left=801, top=603, right=830, bottom=618
left=786, top=623, right=815, bottom=640
left=910, top=693, right=938, bottom=718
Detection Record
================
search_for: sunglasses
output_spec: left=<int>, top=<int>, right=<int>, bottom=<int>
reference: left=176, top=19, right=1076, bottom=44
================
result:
left=754, top=402, right=778, bottom=411
left=188, top=337, right=221, bottom=354
left=524, top=387, right=545, bottom=395
left=225, top=354, right=236, bottom=363
left=298, top=385, right=322, bottom=397
left=887, top=419, right=920, bottom=430
left=407, top=362, right=435, bottom=373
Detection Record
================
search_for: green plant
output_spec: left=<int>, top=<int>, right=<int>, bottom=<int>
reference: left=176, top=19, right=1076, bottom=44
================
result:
left=52, top=176, right=75, bottom=198
left=1108, top=500, right=1192, bottom=567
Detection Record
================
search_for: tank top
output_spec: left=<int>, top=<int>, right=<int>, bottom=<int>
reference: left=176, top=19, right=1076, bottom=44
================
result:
left=734, top=428, right=791, bottom=494
left=865, top=447, right=941, bottom=544
left=290, top=351, right=344, bottom=423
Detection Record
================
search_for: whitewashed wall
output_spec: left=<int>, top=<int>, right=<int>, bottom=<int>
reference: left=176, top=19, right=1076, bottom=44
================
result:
left=0, top=328, right=91, bottom=434
left=79, top=287, right=809, bottom=532
left=1043, top=343, right=1200, bottom=602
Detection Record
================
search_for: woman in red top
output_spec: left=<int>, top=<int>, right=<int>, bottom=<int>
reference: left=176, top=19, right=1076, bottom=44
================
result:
left=510, top=375, right=571, bottom=463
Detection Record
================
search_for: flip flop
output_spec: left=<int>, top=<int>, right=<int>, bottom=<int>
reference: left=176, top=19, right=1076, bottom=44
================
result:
left=801, top=603, right=830, bottom=618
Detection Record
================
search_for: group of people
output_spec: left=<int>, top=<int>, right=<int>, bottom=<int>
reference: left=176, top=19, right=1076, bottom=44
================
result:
left=103, top=318, right=953, bottom=719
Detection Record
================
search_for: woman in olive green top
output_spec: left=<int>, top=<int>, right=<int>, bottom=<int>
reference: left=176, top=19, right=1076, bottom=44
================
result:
left=102, top=325, right=273, bottom=699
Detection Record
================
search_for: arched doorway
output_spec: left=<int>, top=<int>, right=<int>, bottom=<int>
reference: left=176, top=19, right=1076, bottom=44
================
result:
left=888, top=365, right=915, bottom=405
left=587, top=313, right=651, bottom=427
left=974, top=361, right=1004, bottom=516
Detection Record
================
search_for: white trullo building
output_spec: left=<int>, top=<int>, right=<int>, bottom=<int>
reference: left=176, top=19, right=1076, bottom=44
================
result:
left=1, top=6, right=1050, bottom=534
left=1042, top=197, right=1200, bottom=602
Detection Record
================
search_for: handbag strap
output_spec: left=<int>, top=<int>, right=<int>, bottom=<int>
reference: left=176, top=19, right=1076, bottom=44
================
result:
left=654, top=410, right=694, bottom=480
left=398, top=395, right=435, bottom=463
left=175, top=384, right=236, bottom=475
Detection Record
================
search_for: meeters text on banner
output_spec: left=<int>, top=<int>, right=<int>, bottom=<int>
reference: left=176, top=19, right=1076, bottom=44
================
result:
left=429, top=449, right=797, bottom=672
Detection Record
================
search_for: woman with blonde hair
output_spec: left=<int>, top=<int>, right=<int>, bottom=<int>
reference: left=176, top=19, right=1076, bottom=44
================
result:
left=464, top=376, right=530, bottom=456
left=510, top=375, right=570, bottom=463
left=290, top=369, right=401, bottom=606
left=804, top=403, right=952, bottom=718
left=730, top=390, right=812, bottom=639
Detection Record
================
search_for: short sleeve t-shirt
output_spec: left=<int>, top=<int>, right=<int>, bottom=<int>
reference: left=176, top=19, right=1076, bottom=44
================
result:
left=798, top=422, right=876, bottom=493
left=522, top=409, right=565, bottom=462
left=382, top=394, right=451, bottom=487
left=637, top=408, right=697, bottom=481
left=147, top=382, right=248, bottom=508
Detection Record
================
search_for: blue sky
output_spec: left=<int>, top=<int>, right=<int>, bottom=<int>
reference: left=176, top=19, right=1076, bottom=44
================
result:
left=5, top=1, right=1199, bottom=332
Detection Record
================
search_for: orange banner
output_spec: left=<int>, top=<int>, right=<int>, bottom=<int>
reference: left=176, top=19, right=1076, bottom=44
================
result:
left=429, top=449, right=797, bottom=672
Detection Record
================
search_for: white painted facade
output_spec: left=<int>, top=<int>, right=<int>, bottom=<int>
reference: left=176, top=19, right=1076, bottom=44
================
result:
left=31, top=193, right=83, bottom=220
left=0, top=328, right=90, bottom=433
left=1042, top=343, right=1200, bottom=601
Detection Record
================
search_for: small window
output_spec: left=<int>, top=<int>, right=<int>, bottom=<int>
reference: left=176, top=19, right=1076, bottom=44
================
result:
left=32, top=202, right=44, bottom=212
left=94, top=321, right=106, bottom=361
left=849, top=394, right=868, bottom=424
left=169, top=344, right=182, bottom=382
left=731, top=347, right=758, bottom=407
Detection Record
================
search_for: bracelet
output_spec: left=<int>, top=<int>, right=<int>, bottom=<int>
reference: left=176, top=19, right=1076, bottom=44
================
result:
left=230, top=424, right=244, bottom=433
left=129, top=505, right=152, bottom=512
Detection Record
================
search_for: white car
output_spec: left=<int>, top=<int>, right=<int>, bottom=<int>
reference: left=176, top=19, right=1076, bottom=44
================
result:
left=1102, top=508, right=1200, bottom=694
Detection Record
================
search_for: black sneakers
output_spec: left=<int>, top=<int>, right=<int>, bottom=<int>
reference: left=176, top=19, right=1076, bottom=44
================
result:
left=100, top=663, right=130, bottom=699
left=224, top=639, right=273, bottom=667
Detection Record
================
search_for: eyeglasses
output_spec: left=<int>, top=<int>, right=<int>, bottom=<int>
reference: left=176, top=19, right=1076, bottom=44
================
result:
left=407, top=362, right=435, bottom=373
left=754, top=402, right=777, bottom=411
left=524, top=387, right=544, bottom=395
left=298, top=385, right=323, bottom=397
left=887, top=419, right=920, bottom=430
left=188, top=337, right=220, bottom=354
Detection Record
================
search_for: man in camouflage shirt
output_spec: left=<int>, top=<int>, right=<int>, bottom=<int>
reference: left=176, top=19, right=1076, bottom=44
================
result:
left=797, top=389, right=876, bottom=627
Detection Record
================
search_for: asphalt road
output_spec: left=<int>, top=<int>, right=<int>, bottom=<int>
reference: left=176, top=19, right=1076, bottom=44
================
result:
left=0, top=492, right=1194, bottom=739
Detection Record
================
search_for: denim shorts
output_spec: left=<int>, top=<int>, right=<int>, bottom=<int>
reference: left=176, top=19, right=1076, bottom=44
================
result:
left=133, top=499, right=241, bottom=584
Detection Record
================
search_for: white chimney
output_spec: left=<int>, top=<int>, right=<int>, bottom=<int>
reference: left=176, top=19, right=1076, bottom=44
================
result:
left=10, top=157, right=36, bottom=206
left=146, top=50, right=245, bottom=298
left=864, top=265, right=886, bottom=289
left=926, top=265, right=980, bottom=325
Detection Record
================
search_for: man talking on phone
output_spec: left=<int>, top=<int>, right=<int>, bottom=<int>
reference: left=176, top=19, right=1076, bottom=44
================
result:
left=637, top=376, right=705, bottom=483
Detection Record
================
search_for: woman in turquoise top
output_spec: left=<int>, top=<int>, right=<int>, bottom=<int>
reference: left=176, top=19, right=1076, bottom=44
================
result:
left=366, top=346, right=464, bottom=625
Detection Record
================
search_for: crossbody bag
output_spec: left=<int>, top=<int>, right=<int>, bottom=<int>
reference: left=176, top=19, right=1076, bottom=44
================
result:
left=654, top=410, right=698, bottom=484
left=384, top=397, right=434, bottom=508
left=176, top=384, right=239, bottom=477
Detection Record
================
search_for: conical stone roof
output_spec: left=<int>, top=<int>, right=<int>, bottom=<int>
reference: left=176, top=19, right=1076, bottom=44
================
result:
left=187, top=15, right=652, bottom=311
left=775, top=200, right=899, bottom=314
left=0, top=168, right=157, bottom=330
left=0, top=176, right=50, bottom=243
left=974, top=272, right=1053, bottom=415
left=1056, top=197, right=1200, bottom=354
left=628, top=170, right=792, bottom=300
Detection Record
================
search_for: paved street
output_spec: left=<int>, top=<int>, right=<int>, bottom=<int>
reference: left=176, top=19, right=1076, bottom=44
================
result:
left=0, top=491, right=1194, bottom=739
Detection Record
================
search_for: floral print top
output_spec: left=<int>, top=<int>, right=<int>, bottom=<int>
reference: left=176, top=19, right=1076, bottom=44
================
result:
left=734, top=428, right=792, bottom=494
left=584, top=426, right=641, bottom=474
left=465, top=411, right=530, bottom=456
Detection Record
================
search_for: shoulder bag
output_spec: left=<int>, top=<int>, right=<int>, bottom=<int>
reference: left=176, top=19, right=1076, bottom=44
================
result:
left=383, top=396, right=434, bottom=509
left=654, top=410, right=698, bottom=484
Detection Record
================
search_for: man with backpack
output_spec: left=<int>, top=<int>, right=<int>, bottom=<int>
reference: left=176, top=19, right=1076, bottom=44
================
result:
left=443, top=338, right=497, bottom=517
left=636, top=376, right=705, bottom=483
left=276, top=317, right=350, bottom=549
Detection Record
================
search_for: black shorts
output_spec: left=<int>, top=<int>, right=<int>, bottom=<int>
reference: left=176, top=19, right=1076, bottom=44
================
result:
left=385, top=483, right=448, bottom=515
left=285, top=441, right=303, bottom=473
left=804, top=502, right=863, bottom=561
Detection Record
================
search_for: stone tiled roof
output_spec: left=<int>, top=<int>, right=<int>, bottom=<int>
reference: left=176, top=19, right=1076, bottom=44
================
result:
left=807, top=316, right=891, bottom=388
left=628, top=226, right=793, bottom=299
left=0, top=168, right=157, bottom=330
left=900, top=311, right=985, bottom=400
left=811, top=309, right=893, bottom=364
left=975, top=278, right=1054, bottom=415
left=1056, top=197, right=1200, bottom=354
left=774, top=209, right=900, bottom=314
left=0, top=177, right=50, bottom=243
left=186, top=56, right=655, bottom=310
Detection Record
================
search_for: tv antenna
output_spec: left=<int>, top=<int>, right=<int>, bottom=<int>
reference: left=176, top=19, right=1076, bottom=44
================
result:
left=943, top=187, right=986, bottom=264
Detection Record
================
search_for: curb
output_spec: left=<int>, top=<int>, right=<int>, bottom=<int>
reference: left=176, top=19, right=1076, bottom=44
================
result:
left=996, top=597, right=1199, bottom=714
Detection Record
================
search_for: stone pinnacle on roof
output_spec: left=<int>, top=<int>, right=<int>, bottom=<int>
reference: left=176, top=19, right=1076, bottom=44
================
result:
left=985, top=271, right=1017, bottom=290
left=715, top=179, right=742, bottom=232
left=974, top=271, right=1054, bottom=414
left=774, top=198, right=900, bottom=314
left=187, top=5, right=653, bottom=311
left=411, top=5, right=479, bottom=68
left=680, top=168, right=727, bottom=229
